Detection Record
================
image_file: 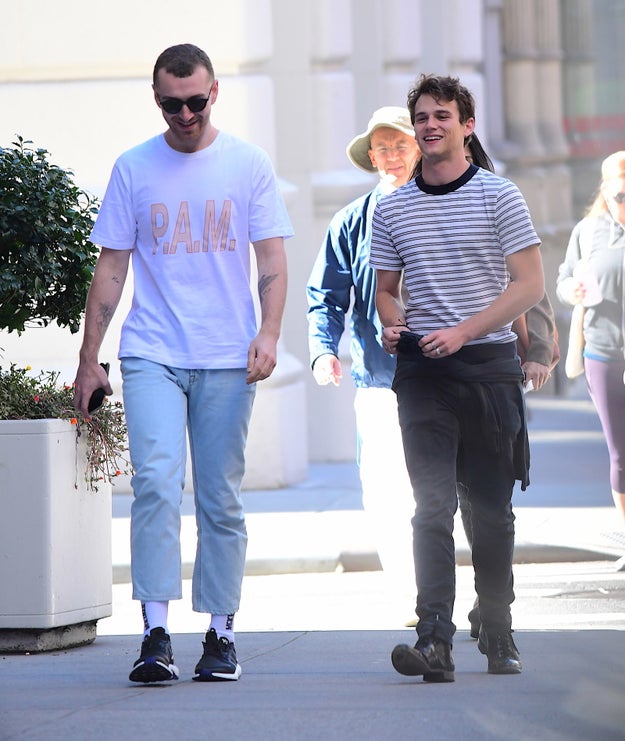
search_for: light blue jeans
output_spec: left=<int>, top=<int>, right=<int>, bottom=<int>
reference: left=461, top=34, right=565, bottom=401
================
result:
left=121, top=357, right=255, bottom=614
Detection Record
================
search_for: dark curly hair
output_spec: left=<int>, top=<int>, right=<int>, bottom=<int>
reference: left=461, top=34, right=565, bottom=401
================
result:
left=407, top=74, right=475, bottom=126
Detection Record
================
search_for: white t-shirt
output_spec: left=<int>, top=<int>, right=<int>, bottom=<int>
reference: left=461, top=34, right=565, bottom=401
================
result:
left=370, top=166, right=540, bottom=345
left=90, top=132, right=294, bottom=368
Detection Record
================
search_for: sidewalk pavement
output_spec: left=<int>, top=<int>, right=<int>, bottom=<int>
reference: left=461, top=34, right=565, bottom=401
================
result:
left=111, top=470, right=625, bottom=585
left=3, top=388, right=625, bottom=741
left=4, top=622, right=625, bottom=741
left=111, top=389, right=625, bottom=583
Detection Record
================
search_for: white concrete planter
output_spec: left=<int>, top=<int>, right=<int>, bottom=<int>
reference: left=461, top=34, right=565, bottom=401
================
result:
left=0, top=419, right=112, bottom=652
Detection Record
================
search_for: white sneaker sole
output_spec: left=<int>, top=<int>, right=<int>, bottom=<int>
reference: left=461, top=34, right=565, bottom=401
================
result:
left=129, top=660, right=180, bottom=683
left=193, top=662, right=242, bottom=682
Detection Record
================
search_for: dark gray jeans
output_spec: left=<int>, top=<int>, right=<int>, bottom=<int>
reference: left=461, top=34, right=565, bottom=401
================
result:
left=394, top=350, right=521, bottom=644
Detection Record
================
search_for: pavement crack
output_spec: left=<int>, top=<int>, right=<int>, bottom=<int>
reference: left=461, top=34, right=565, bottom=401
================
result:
left=241, top=631, right=311, bottom=663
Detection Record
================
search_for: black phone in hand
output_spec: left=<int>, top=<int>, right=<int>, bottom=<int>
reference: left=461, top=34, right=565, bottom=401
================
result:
left=87, top=363, right=110, bottom=414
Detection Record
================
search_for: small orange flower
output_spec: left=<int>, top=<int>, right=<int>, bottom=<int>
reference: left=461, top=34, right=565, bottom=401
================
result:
left=70, top=417, right=78, bottom=425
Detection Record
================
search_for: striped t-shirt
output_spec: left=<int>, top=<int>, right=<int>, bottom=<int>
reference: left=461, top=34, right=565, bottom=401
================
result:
left=370, top=164, right=540, bottom=345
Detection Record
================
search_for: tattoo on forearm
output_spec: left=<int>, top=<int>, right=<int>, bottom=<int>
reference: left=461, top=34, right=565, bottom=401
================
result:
left=258, top=273, right=278, bottom=303
left=96, top=302, right=114, bottom=337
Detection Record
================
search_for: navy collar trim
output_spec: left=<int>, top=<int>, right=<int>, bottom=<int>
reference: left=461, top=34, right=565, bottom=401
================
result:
left=415, top=163, right=479, bottom=195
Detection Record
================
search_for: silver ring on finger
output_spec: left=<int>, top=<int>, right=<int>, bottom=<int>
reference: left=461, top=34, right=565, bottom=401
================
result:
left=436, top=347, right=441, bottom=356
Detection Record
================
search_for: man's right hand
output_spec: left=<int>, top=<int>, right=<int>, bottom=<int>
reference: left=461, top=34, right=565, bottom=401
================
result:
left=381, top=325, right=406, bottom=354
left=72, top=248, right=130, bottom=416
left=312, top=353, right=342, bottom=386
left=73, top=361, right=114, bottom=418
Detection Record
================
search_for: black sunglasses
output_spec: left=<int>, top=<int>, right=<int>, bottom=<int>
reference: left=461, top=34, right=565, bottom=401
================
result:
left=157, top=87, right=212, bottom=115
left=613, top=192, right=625, bottom=204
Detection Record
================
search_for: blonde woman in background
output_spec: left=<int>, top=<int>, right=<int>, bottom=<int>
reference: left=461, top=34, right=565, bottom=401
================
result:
left=557, top=151, right=625, bottom=571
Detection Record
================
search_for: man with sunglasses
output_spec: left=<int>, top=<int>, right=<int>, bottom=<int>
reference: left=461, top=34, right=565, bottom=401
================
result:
left=73, top=43, right=293, bottom=684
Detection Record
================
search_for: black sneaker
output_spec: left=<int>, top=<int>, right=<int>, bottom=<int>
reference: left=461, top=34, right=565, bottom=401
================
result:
left=129, top=627, right=180, bottom=683
left=478, top=626, right=522, bottom=674
left=391, top=636, right=455, bottom=682
left=193, top=628, right=241, bottom=681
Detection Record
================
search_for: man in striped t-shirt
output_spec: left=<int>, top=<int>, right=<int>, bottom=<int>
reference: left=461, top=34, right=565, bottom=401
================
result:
left=370, top=74, right=544, bottom=681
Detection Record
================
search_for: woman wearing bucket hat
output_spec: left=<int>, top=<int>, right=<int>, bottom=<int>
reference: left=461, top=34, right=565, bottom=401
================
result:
left=306, top=107, right=420, bottom=609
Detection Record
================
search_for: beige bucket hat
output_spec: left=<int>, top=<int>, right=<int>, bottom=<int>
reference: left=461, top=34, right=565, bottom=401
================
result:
left=346, top=106, right=415, bottom=173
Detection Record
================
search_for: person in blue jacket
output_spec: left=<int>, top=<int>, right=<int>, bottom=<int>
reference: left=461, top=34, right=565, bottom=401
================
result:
left=306, top=107, right=420, bottom=602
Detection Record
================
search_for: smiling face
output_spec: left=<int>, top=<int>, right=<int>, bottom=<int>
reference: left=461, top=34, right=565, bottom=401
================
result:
left=412, top=94, right=474, bottom=166
left=368, top=127, right=420, bottom=187
left=153, top=65, right=218, bottom=153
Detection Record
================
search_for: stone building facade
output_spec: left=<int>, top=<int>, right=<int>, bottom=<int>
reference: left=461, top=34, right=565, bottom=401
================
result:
left=1, top=0, right=623, bottom=487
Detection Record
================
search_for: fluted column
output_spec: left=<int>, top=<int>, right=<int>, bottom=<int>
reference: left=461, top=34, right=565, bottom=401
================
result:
left=561, top=0, right=596, bottom=126
left=533, top=0, right=572, bottom=237
left=535, top=0, right=569, bottom=160
left=306, top=0, right=363, bottom=461
left=448, top=0, right=490, bottom=144
left=380, top=0, right=423, bottom=107
left=501, top=0, right=572, bottom=283
left=560, top=0, right=598, bottom=217
left=501, top=0, right=544, bottom=161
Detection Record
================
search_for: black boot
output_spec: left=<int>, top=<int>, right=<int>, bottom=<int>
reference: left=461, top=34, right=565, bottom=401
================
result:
left=477, top=626, right=522, bottom=674
left=467, top=601, right=480, bottom=640
left=391, top=636, right=455, bottom=682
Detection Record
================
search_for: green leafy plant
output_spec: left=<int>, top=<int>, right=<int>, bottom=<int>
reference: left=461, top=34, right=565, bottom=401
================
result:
left=0, top=136, right=128, bottom=489
left=0, top=136, right=100, bottom=334
left=0, top=363, right=130, bottom=490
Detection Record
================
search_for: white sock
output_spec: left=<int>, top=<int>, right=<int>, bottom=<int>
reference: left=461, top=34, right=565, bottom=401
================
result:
left=142, top=601, right=169, bottom=636
left=209, top=613, right=235, bottom=643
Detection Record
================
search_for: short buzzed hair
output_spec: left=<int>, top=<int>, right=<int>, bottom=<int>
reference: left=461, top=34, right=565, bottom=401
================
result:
left=153, top=44, right=214, bottom=84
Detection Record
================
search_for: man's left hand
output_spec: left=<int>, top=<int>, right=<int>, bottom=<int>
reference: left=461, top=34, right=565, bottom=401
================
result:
left=522, top=360, right=551, bottom=391
left=246, top=333, right=278, bottom=384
